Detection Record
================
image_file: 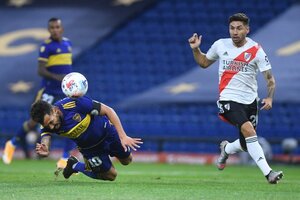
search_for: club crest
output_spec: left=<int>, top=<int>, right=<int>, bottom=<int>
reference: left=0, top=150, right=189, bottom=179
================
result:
left=72, top=113, right=82, bottom=122
left=244, top=52, right=252, bottom=62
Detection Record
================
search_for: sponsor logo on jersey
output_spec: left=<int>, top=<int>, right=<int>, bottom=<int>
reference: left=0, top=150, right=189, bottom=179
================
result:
left=60, top=114, right=91, bottom=138
left=222, top=60, right=248, bottom=72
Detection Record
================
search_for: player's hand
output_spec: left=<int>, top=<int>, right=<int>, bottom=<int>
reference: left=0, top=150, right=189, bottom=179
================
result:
left=188, top=33, right=202, bottom=50
left=260, top=98, right=273, bottom=110
left=120, top=136, right=143, bottom=152
left=36, top=143, right=50, bottom=157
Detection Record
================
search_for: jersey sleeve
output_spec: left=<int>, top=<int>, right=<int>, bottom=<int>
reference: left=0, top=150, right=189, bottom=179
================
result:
left=75, top=96, right=94, bottom=113
left=40, top=126, right=53, bottom=138
left=256, top=47, right=272, bottom=72
left=206, top=40, right=220, bottom=61
left=38, top=43, right=50, bottom=62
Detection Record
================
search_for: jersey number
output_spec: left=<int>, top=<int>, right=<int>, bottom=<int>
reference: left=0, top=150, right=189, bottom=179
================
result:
left=41, top=93, right=54, bottom=104
left=249, top=114, right=258, bottom=128
left=88, top=156, right=102, bottom=168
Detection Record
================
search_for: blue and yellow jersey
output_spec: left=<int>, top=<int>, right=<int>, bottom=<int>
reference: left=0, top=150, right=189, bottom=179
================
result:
left=38, top=37, right=73, bottom=95
left=40, top=96, right=108, bottom=148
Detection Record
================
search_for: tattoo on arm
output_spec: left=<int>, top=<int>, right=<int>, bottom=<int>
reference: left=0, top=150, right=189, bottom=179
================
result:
left=262, top=69, right=275, bottom=99
left=192, top=48, right=214, bottom=68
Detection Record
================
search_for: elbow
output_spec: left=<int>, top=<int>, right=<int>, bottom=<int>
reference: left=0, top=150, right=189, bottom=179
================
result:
left=105, top=106, right=116, bottom=116
left=195, top=59, right=210, bottom=69
left=198, top=63, right=209, bottom=69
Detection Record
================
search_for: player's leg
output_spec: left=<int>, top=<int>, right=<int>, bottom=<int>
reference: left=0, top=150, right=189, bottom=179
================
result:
left=241, top=121, right=283, bottom=183
left=3, top=88, right=47, bottom=164
left=118, top=154, right=133, bottom=165
left=2, top=119, right=38, bottom=164
left=216, top=101, right=246, bottom=169
left=97, top=166, right=117, bottom=181
left=105, top=122, right=133, bottom=166
left=63, top=153, right=117, bottom=181
left=241, top=100, right=283, bottom=184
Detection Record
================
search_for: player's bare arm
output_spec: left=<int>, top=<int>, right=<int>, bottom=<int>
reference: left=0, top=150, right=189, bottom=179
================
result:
left=99, top=103, right=143, bottom=151
left=261, top=69, right=276, bottom=110
left=36, top=135, right=51, bottom=157
left=38, top=61, right=66, bottom=81
left=188, top=33, right=214, bottom=68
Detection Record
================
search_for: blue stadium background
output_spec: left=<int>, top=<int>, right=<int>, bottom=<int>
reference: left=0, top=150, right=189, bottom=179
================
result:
left=0, top=0, right=299, bottom=157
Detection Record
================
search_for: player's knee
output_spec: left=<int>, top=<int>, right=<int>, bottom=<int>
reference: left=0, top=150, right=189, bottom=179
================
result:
left=241, top=122, right=256, bottom=137
left=99, top=173, right=117, bottom=181
left=119, top=155, right=132, bottom=165
left=98, top=169, right=117, bottom=181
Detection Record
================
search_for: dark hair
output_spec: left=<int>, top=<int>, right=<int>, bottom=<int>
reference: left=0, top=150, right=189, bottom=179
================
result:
left=229, top=13, right=249, bottom=26
left=48, top=17, right=61, bottom=25
left=30, top=100, right=52, bottom=124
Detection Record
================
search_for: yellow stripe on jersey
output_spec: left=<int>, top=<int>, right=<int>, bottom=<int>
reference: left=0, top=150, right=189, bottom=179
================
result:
left=46, top=53, right=72, bottom=67
left=41, top=132, right=52, bottom=137
left=60, top=114, right=91, bottom=138
left=62, top=101, right=76, bottom=109
left=38, top=57, right=48, bottom=62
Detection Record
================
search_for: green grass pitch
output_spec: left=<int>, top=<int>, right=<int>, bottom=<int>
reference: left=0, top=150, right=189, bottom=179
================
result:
left=0, top=159, right=299, bottom=200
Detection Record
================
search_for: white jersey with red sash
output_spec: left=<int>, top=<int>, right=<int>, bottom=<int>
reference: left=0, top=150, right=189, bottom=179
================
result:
left=206, top=37, right=271, bottom=104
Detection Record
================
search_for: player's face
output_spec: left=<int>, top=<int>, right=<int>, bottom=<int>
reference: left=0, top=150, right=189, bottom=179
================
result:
left=229, top=21, right=249, bottom=47
left=48, top=20, right=64, bottom=41
left=42, top=107, right=62, bottom=132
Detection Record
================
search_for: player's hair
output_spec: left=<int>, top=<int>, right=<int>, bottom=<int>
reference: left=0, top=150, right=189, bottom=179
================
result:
left=229, top=13, right=249, bottom=26
left=30, top=100, right=52, bottom=124
left=48, top=17, right=61, bottom=25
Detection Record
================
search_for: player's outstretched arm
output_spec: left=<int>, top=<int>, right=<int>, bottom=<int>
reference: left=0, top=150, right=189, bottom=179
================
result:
left=100, top=103, right=143, bottom=151
left=36, top=135, right=51, bottom=157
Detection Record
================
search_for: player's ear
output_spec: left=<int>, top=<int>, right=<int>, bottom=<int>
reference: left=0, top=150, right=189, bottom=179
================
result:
left=52, top=106, right=60, bottom=114
left=246, top=25, right=250, bottom=34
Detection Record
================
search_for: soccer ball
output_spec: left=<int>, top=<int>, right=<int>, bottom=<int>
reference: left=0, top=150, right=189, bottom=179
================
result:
left=282, top=138, right=298, bottom=153
left=61, top=72, right=88, bottom=98
left=26, top=131, right=38, bottom=144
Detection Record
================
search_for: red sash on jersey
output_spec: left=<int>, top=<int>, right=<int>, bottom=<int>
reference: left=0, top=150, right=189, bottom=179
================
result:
left=219, top=44, right=260, bottom=94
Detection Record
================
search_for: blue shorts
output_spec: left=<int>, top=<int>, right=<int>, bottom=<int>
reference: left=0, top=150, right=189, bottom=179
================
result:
left=79, top=123, right=131, bottom=173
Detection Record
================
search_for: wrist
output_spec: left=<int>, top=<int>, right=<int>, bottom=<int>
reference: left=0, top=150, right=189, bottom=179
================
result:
left=192, top=47, right=200, bottom=52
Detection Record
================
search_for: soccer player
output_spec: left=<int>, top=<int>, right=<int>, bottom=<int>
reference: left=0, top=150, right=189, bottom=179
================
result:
left=188, top=13, right=283, bottom=184
left=31, top=97, right=142, bottom=181
left=2, top=18, right=76, bottom=170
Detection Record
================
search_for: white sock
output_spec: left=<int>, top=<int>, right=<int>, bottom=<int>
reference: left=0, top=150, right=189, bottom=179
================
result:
left=225, top=139, right=243, bottom=154
left=246, top=136, right=272, bottom=176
